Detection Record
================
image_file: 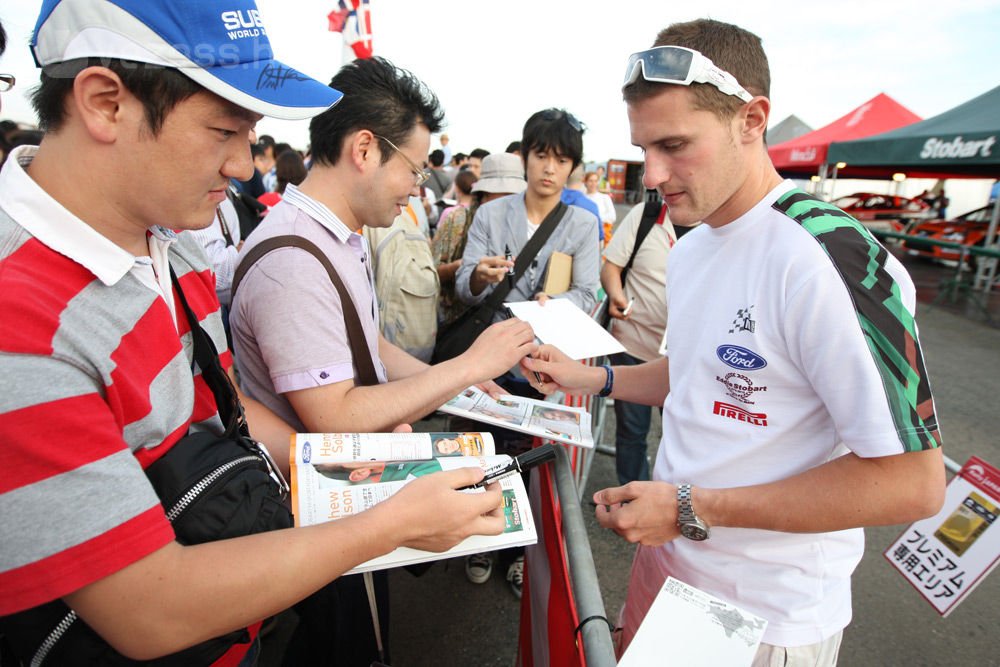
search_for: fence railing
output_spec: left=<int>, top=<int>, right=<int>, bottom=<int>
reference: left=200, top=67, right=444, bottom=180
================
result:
left=551, top=445, right=617, bottom=666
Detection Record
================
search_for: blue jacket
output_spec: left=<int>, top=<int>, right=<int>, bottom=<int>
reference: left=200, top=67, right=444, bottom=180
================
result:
left=561, top=188, right=603, bottom=241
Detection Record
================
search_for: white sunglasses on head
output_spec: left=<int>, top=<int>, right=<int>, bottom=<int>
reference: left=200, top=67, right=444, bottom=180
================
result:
left=623, top=46, right=753, bottom=103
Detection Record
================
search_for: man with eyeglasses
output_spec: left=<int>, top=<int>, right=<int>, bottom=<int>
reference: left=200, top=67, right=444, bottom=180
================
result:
left=228, top=56, right=537, bottom=663
left=522, top=19, right=944, bottom=665
left=0, top=2, right=512, bottom=665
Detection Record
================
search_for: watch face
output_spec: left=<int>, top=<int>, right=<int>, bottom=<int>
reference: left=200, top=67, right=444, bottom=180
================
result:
left=681, top=523, right=709, bottom=541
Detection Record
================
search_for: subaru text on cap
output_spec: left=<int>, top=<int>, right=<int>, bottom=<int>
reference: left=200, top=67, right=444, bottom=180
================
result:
left=30, top=0, right=342, bottom=120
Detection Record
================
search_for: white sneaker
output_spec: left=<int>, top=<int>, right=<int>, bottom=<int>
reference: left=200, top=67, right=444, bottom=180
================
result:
left=506, top=555, right=524, bottom=599
left=465, top=553, right=492, bottom=584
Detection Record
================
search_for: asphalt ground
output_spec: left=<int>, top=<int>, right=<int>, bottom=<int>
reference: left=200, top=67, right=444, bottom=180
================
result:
left=389, top=246, right=1000, bottom=666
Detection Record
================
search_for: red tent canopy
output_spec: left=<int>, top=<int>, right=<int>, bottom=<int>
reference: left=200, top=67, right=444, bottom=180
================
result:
left=769, top=93, right=921, bottom=177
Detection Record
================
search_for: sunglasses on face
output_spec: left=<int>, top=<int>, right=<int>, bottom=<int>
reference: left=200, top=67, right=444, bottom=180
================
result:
left=623, top=46, right=752, bottom=103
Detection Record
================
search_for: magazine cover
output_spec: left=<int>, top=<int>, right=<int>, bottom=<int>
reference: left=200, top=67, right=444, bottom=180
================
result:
left=290, top=434, right=536, bottom=574
left=437, top=386, right=594, bottom=448
left=291, top=431, right=494, bottom=463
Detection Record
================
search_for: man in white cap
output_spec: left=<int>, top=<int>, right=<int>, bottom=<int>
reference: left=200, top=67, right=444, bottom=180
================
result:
left=0, top=1, right=507, bottom=664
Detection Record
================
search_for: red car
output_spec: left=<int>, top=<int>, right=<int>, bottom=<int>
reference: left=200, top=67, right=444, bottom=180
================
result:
left=832, top=192, right=934, bottom=233
left=903, top=206, right=997, bottom=265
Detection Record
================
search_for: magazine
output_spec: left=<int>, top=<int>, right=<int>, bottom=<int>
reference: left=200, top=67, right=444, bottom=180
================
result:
left=436, top=386, right=594, bottom=448
left=290, top=432, right=537, bottom=574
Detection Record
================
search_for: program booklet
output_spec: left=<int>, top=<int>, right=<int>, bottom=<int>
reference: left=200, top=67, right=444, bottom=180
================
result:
left=290, top=432, right=537, bottom=574
left=437, top=386, right=594, bottom=448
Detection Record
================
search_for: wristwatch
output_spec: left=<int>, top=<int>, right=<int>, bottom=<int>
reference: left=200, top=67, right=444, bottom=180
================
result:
left=677, top=484, right=710, bottom=541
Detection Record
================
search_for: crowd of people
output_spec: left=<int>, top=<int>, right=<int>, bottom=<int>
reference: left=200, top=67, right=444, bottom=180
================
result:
left=0, top=3, right=947, bottom=667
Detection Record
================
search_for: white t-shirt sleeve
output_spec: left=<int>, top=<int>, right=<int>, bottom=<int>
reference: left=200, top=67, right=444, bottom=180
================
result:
left=782, top=263, right=912, bottom=459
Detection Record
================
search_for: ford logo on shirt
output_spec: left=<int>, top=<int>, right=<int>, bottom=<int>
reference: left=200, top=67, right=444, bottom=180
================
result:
left=302, top=442, right=312, bottom=463
left=716, top=345, right=767, bottom=370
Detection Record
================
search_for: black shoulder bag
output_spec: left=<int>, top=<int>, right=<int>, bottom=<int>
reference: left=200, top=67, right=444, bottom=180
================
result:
left=599, top=199, right=661, bottom=328
left=432, top=201, right=568, bottom=363
left=0, top=268, right=293, bottom=666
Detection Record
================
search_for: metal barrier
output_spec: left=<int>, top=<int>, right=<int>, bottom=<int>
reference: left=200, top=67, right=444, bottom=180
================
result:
left=873, top=230, right=1000, bottom=317
left=551, top=445, right=617, bottom=667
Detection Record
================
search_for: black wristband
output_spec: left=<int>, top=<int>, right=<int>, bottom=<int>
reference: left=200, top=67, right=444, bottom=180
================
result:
left=598, top=364, right=614, bottom=398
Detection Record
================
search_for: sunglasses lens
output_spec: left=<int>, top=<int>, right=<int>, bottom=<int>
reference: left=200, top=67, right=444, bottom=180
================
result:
left=626, top=47, right=695, bottom=85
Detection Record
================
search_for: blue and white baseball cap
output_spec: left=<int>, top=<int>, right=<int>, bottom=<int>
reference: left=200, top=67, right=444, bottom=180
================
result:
left=31, top=0, right=342, bottom=120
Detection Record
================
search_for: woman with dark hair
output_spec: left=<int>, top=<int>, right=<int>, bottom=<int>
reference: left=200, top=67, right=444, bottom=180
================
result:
left=438, top=168, right=477, bottom=221
left=258, top=149, right=308, bottom=207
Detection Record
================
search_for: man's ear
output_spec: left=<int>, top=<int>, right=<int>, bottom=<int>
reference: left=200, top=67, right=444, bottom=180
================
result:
left=70, top=66, right=136, bottom=144
left=739, top=96, right=770, bottom=144
left=349, top=129, right=378, bottom=171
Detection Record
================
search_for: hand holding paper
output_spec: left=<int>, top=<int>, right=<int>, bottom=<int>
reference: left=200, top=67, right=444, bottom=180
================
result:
left=463, top=317, right=538, bottom=378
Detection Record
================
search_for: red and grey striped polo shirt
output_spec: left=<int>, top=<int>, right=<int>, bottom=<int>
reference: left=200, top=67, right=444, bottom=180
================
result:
left=0, top=146, right=230, bottom=616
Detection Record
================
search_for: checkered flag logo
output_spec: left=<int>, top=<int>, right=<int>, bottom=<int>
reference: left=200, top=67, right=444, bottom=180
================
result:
left=729, top=306, right=755, bottom=334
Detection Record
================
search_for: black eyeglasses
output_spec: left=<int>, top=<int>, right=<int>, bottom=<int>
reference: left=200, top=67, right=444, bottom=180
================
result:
left=0, top=74, right=15, bottom=93
left=542, top=109, right=586, bottom=133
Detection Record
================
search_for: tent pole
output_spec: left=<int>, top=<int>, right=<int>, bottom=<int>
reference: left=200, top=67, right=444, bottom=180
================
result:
left=816, top=164, right=828, bottom=199
left=974, top=196, right=1000, bottom=292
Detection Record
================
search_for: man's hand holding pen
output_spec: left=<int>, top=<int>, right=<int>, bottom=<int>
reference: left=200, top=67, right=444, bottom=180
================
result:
left=472, top=254, right=515, bottom=286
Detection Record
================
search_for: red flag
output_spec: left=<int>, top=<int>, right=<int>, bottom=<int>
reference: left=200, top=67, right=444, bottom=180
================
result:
left=327, top=8, right=349, bottom=32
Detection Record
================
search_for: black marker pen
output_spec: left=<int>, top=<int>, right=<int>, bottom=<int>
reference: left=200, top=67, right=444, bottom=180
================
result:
left=460, top=444, right=557, bottom=490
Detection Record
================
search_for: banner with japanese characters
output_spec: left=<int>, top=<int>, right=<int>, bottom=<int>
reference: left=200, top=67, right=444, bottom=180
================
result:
left=884, top=456, right=1000, bottom=616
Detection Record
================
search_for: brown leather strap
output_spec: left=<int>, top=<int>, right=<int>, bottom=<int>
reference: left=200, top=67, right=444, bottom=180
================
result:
left=231, top=235, right=379, bottom=387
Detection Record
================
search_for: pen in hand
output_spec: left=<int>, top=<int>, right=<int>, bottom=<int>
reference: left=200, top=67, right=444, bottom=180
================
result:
left=459, top=444, right=557, bottom=490
left=504, top=244, right=515, bottom=286
left=504, top=306, right=545, bottom=385
left=622, top=297, right=635, bottom=317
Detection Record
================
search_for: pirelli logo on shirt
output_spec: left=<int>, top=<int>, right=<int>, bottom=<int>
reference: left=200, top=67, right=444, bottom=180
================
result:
left=712, top=401, right=768, bottom=427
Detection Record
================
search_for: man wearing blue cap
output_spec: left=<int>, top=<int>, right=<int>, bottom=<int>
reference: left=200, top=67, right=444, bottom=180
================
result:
left=0, top=1, right=507, bottom=664
left=523, top=18, right=945, bottom=665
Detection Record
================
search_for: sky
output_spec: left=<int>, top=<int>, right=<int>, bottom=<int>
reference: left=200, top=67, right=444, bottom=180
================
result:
left=2, top=0, right=1000, bottom=165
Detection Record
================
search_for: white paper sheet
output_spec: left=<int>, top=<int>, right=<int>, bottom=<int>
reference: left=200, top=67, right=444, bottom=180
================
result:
left=505, top=298, right=625, bottom=360
left=619, top=577, right=767, bottom=667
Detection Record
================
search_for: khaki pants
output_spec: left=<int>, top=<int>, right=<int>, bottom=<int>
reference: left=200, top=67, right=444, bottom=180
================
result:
left=752, top=630, right=843, bottom=667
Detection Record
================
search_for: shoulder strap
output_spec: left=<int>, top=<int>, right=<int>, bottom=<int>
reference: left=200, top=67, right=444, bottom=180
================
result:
left=483, top=201, right=567, bottom=311
left=169, top=267, right=248, bottom=439
left=216, top=208, right=236, bottom=247
left=231, top=235, right=379, bottom=387
left=620, top=199, right=662, bottom=287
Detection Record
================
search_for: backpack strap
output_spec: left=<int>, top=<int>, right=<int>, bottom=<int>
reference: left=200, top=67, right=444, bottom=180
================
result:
left=231, top=235, right=379, bottom=387
left=619, top=198, right=662, bottom=288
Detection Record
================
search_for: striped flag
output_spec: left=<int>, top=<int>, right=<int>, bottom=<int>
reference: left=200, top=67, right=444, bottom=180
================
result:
left=328, top=0, right=373, bottom=60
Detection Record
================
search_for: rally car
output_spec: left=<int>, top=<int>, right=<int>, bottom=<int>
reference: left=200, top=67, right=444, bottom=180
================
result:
left=902, top=206, right=997, bottom=265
